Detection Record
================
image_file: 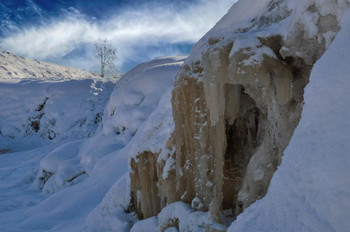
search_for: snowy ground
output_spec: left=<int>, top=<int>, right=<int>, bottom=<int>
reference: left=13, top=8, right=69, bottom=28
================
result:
left=0, top=55, right=186, bottom=231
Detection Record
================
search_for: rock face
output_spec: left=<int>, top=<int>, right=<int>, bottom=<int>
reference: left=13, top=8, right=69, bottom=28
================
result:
left=129, top=0, right=349, bottom=225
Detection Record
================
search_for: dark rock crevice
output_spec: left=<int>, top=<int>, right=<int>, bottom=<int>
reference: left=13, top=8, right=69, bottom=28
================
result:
left=222, top=88, right=266, bottom=216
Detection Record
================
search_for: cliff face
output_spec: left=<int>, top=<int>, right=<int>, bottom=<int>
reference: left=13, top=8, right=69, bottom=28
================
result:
left=130, top=0, right=349, bottom=226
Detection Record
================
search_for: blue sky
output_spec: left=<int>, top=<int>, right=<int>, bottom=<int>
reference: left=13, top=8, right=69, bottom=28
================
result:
left=0, top=0, right=236, bottom=73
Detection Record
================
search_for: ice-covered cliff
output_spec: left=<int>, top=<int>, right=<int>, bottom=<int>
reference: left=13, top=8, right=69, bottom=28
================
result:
left=228, top=7, right=350, bottom=232
left=129, top=0, right=350, bottom=231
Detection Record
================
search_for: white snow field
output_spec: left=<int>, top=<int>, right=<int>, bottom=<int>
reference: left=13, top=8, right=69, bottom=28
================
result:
left=0, top=55, right=186, bottom=231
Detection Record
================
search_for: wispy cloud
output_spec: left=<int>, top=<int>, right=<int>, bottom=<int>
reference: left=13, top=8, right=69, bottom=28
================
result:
left=0, top=0, right=236, bottom=72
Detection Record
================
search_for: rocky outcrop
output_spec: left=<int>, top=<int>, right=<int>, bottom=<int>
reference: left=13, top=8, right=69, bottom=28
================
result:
left=129, top=0, right=350, bottom=227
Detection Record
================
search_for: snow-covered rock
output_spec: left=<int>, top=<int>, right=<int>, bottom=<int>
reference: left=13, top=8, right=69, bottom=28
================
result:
left=129, top=0, right=350, bottom=231
left=0, top=78, right=114, bottom=151
left=228, top=7, right=350, bottom=232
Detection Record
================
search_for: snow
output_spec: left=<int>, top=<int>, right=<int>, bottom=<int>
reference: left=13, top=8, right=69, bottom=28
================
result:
left=0, top=78, right=114, bottom=152
left=0, top=55, right=185, bottom=231
left=210, top=0, right=270, bottom=34
left=127, top=87, right=175, bottom=159
left=228, top=8, right=350, bottom=232
left=33, top=140, right=88, bottom=194
left=130, top=216, right=158, bottom=232
left=0, top=51, right=97, bottom=80
left=186, top=0, right=350, bottom=67
left=186, top=0, right=271, bottom=64
left=102, top=56, right=186, bottom=141
left=156, top=202, right=227, bottom=232
left=86, top=174, right=137, bottom=232
left=130, top=202, right=226, bottom=232
left=229, top=38, right=277, bottom=66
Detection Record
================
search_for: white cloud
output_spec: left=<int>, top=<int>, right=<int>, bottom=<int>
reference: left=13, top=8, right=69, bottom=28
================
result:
left=0, top=0, right=237, bottom=71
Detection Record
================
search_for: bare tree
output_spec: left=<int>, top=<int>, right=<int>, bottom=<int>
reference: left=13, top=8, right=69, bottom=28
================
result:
left=95, top=39, right=118, bottom=78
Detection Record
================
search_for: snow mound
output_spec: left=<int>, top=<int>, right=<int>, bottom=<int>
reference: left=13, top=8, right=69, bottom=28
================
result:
left=131, top=202, right=226, bottom=232
left=102, top=56, right=187, bottom=143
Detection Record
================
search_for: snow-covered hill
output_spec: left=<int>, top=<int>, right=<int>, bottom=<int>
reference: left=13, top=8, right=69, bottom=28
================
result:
left=0, top=55, right=186, bottom=231
left=0, top=51, right=115, bottom=152
left=0, top=51, right=97, bottom=80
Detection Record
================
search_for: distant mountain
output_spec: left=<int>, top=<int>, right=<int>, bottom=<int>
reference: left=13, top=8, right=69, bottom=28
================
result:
left=0, top=51, right=98, bottom=80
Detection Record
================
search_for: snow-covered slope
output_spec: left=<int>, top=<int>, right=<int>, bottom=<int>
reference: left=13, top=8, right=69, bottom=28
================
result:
left=0, top=55, right=186, bottom=231
left=0, top=51, right=112, bottom=152
left=101, top=56, right=187, bottom=143
left=0, top=79, right=114, bottom=152
left=0, top=51, right=97, bottom=80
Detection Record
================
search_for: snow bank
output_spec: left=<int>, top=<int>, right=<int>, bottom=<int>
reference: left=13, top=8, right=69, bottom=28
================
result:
left=128, top=87, right=175, bottom=164
left=131, top=202, right=226, bottom=232
left=228, top=8, right=350, bottom=232
left=86, top=174, right=137, bottom=232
